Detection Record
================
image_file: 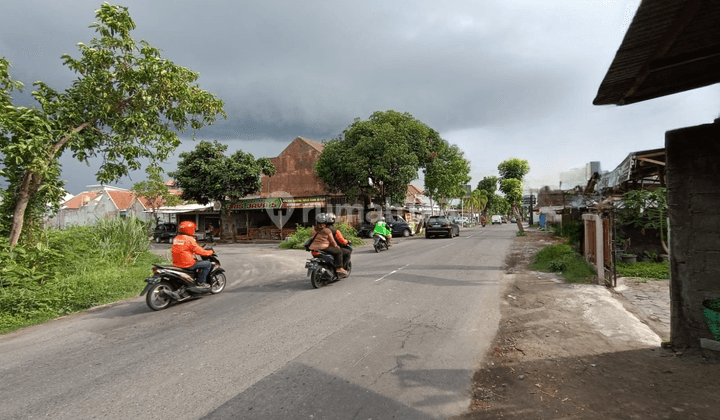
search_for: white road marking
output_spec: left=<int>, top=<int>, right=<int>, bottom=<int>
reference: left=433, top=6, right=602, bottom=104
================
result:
left=375, top=263, right=410, bottom=282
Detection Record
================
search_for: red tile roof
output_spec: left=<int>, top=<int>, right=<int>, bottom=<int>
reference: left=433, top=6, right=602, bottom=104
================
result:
left=407, top=184, right=424, bottom=196
left=63, top=192, right=99, bottom=209
left=107, top=190, right=136, bottom=210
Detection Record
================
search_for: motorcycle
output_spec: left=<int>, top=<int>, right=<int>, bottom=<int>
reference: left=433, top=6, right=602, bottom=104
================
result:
left=140, top=244, right=226, bottom=311
left=481, top=219, right=487, bottom=227
left=304, top=243, right=353, bottom=288
left=373, top=233, right=389, bottom=252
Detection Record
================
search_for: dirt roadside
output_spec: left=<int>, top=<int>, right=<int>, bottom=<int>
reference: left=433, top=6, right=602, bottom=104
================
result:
left=452, top=230, right=720, bottom=420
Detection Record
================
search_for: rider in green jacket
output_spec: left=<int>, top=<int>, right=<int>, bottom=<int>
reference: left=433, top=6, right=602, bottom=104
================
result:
left=373, top=217, right=393, bottom=246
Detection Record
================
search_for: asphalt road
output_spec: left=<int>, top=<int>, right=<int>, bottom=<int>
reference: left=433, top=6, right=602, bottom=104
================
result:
left=0, top=224, right=517, bottom=420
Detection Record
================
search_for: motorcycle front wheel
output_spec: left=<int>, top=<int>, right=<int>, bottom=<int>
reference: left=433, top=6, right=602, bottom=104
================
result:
left=146, top=281, right=174, bottom=311
left=210, top=272, right=227, bottom=294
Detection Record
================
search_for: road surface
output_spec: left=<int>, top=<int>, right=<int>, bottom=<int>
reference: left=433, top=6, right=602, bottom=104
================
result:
left=0, top=224, right=516, bottom=419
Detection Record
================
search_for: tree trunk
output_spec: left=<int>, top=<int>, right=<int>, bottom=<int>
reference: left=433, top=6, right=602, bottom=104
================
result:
left=513, top=205, right=524, bottom=232
left=8, top=123, right=90, bottom=247
left=223, top=207, right=236, bottom=243
left=9, top=171, right=42, bottom=248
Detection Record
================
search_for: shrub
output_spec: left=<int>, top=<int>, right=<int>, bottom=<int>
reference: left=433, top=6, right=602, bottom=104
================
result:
left=278, top=223, right=365, bottom=250
left=278, top=225, right=314, bottom=249
left=556, top=220, right=582, bottom=247
left=0, top=217, right=165, bottom=334
left=616, top=260, right=669, bottom=280
left=531, top=243, right=596, bottom=283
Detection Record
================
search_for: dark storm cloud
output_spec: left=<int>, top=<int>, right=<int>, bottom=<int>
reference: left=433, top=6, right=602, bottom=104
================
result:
left=2, top=0, right=719, bottom=194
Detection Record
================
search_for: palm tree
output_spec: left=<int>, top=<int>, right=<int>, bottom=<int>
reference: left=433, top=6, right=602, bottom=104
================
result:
left=464, top=189, right=488, bottom=222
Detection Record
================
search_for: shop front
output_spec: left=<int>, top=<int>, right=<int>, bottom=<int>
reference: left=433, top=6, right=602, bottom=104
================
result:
left=229, top=196, right=328, bottom=240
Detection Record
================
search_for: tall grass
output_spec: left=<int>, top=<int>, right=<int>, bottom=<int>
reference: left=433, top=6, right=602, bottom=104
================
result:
left=93, top=216, right=151, bottom=264
left=0, top=217, right=165, bottom=334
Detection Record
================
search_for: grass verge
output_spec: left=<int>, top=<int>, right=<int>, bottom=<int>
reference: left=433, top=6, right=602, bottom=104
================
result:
left=0, top=217, right=167, bottom=334
left=530, top=243, right=596, bottom=283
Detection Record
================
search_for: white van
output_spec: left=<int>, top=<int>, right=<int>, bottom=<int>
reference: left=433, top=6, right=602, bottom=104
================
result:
left=491, top=215, right=502, bottom=225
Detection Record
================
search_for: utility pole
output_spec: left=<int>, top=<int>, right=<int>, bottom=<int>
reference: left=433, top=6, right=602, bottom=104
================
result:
left=525, top=188, right=535, bottom=226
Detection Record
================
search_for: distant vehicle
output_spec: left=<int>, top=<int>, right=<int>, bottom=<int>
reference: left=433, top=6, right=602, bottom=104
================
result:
left=491, top=215, right=502, bottom=225
left=501, top=216, right=508, bottom=224
left=153, top=223, right=177, bottom=243
left=358, top=214, right=413, bottom=238
left=425, top=215, right=460, bottom=238
left=454, top=216, right=470, bottom=226
left=511, top=217, right=517, bottom=223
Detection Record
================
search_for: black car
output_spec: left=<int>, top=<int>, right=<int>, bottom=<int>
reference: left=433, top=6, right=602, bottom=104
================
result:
left=425, top=215, right=460, bottom=238
left=358, top=214, right=414, bottom=238
left=153, top=223, right=177, bottom=243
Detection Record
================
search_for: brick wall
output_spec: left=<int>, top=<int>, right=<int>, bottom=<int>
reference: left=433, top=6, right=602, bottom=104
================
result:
left=260, top=137, right=327, bottom=198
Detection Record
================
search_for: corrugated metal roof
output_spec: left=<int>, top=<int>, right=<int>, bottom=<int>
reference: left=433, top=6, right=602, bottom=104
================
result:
left=594, top=0, right=720, bottom=106
left=596, top=148, right=665, bottom=193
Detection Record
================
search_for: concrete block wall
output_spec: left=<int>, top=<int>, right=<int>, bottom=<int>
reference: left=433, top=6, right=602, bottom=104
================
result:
left=666, top=119, right=720, bottom=348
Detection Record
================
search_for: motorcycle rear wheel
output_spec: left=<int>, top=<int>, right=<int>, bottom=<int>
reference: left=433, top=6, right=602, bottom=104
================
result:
left=209, top=272, right=226, bottom=294
left=146, top=281, right=173, bottom=311
left=310, top=269, right=326, bottom=289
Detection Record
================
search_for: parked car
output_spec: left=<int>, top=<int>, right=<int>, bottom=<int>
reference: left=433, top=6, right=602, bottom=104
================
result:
left=501, top=216, right=508, bottom=223
left=491, top=215, right=502, bottom=225
left=453, top=216, right=470, bottom=226
left=358, top=214, right=414, bottom=238
left=425, top=215, right=460, bottom=238
left=153, top=223, right=177, bottom=243
left=511, top=217, right=517, bottom=223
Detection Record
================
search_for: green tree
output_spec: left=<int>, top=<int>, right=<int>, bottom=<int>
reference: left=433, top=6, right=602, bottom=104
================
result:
left=498, top=158, right=530, bottom=231
left=477, top=176, right=499, bottom=194
left=476, top=176, right=499, bottom=218
left=170, top=140, right=276, bottom=242
left=618, top=188, right=669, bottom=254
left=315, top=110, right=443, bottom=206
left=423, top=141, right=471, bottom=215
left=465, top=189, right=488, bottom=219
left=0, top=3, right=225, bottom=247
left=131, top=167, right=183, bottom=227
left=498, top=159, right=530, bottom=181
left=495, top=195, right=511, bottom=216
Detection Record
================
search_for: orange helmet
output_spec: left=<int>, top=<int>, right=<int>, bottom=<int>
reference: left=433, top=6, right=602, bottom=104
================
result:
left=179, top=221, right=196, bottom=236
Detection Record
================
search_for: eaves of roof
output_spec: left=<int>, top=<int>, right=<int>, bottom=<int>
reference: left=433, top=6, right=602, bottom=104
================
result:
left=594, top=0, right=720, bottom=106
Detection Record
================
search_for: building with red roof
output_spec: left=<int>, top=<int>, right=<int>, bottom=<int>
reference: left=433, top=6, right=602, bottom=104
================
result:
left=48, top=186, right=150, bottom=229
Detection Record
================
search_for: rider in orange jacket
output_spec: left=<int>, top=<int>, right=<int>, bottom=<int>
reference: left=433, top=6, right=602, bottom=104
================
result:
left=172, top=221, right=214, bottom=288
left=325, top=213, right=352, bottom=265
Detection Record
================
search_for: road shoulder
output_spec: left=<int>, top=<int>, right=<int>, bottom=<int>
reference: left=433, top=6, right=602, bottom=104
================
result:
left=452, top=230, right=720, bottom=419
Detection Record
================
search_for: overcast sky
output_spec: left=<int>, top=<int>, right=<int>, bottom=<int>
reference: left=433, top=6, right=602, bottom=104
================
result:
left=2, top=0, right=719, bottom=195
